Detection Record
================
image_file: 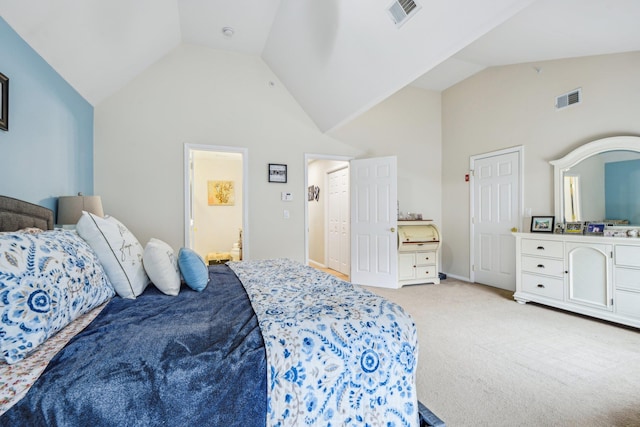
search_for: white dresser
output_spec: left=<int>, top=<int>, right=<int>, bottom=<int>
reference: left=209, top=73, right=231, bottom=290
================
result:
left=514, top=232, right=640, bottom=328
left=398, top=221, right=440, bottom=286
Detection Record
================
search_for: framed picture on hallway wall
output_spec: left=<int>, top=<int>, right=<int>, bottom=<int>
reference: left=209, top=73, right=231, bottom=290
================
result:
left=268, top=164, right=287, bottom=183
left=0, top=72, right=8, bottom=131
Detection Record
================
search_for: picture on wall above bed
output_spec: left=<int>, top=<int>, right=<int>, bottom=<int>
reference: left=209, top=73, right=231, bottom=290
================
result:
left=0, top=72, right=8, bottom=131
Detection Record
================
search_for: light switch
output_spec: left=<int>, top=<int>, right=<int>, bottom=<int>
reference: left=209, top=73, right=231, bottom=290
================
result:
left=281, top=192, right=293, bottom=201
left=283, top=210, right=290, bottom=219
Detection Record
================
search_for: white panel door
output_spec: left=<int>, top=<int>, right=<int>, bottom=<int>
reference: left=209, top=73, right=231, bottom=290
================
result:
left=328, top=167, right=350, bottom=275
left=472, top=150, right=520, bottom=290
left=350, top=156, right=398, bottom=288
left=328, top=171, right=340, bottom=271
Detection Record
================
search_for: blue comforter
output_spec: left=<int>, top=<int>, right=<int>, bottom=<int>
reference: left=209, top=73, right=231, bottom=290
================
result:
left=2, top=261, right=425, bottom=427
left=1, top=265, right=267, bottom=427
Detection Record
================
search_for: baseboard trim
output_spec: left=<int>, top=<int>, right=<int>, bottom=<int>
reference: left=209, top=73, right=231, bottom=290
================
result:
left=442, top=273, right=470, bottom=282
left=308, top=260, right=326, bottom=269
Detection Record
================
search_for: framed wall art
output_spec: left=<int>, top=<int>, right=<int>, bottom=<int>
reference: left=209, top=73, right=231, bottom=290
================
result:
left=0, top=72, right=8, bottom=131
left=207, top=180, right=235, bottom=206
left=268, top=164, right=287, bottom=183
left=530, top=216, right=554, bottom=233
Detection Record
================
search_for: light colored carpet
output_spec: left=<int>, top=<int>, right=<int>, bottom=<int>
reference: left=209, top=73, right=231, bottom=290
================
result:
left=364, top=279, right=640, bottom=427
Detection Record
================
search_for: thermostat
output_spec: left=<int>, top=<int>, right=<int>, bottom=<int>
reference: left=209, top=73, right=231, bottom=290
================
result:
left=281, top=192, right=293, bottom=201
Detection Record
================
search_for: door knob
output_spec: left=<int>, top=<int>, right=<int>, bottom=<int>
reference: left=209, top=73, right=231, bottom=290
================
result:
left=390, top=227, right=396, bottom=232
left=511, top=227, right=518, bottom=232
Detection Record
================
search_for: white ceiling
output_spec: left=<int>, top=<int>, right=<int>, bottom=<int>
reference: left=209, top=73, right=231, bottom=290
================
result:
left=411, top=0, right=640, bottom=91
left=1, top=0, right=639, bottom=130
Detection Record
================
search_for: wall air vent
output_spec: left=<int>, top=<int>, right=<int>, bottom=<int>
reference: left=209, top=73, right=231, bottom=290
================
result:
left=388, top=0, right=421, bottom=27
left=555, top=88, right=582, bottom=110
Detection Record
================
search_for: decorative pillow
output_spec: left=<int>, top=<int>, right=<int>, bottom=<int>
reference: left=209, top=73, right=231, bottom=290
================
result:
left=76, top=212, right=149, bottom=299
left=0, top=230, right=115, bottom=364
left=178, top=248, right=210, bottom=292
left=143, top=238, right=180, bottom=296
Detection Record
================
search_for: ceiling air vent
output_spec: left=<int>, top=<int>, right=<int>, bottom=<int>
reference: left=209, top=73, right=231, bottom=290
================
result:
left=555, top=88, right=582, bottom=110
left=388, top=0, right=421, bottom=27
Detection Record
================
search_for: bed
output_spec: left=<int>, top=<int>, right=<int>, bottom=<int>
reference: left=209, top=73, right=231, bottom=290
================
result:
left=0, top=195, right=444, bottom=426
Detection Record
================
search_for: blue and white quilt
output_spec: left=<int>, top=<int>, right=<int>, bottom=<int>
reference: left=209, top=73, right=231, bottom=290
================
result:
left=229, top=259, right=419, bottom=427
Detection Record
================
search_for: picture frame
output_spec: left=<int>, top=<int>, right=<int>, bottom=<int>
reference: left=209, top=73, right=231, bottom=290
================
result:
left=0, top=72, right=8, bottom=132
left=565, top=222, right=584, bottom=234
left=530, top=216, right=554, bottom=233
left=268, top=163, right=287, bottom=183
left=207, top=180, right=235, bottom=206
left=308, top=185, right=320, bottom=202
left=586, top=222, right=605, bottom=235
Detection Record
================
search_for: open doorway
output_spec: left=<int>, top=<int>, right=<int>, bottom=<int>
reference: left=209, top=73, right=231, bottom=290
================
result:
left=184, top=144, right=248, bottom=262
left=305, top=154, right=350, bottom=280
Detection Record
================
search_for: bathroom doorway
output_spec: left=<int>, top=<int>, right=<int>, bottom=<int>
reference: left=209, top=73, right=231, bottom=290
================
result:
left=184, top=144, right=248, bottom=261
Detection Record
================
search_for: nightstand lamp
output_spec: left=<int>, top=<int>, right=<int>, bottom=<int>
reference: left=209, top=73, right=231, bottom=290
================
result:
left=57, top=193, right=104, bottom=227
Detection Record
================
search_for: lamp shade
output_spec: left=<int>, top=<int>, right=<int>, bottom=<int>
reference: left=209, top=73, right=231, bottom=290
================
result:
left=57, top=194, right=104, bottom=225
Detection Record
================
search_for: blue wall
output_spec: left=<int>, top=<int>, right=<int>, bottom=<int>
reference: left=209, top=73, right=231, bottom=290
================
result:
left=0, top=17, right=94, bottom=216
left=605, top=159, right=640, bottom=224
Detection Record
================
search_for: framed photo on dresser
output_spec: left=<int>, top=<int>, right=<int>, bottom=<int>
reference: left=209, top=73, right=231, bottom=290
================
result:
left=0, top=72, right=8, bottom=131
left=530, top=216, right=554, bottom=233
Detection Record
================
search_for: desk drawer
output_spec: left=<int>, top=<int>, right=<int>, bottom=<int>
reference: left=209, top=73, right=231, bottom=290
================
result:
left=615, top=245, right=640, bottom=268
left=416, top=267, right=437, bottom=279
left=615, top=290, right=640, bottom=319
left=522, top=273, right=564, bottom=300
left=521, top=239, right=563, bottom=258
left=521, top=256, right=564, bottom=277
left=415, top=251, right=436, bottom=266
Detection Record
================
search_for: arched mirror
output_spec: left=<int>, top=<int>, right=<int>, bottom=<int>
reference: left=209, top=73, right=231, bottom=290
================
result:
left=551, top=136, right=640, bottom=225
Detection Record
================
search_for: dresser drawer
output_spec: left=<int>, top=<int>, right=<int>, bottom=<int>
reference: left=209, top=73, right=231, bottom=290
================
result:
left=615, top=245, right=640, bottom=268
left=415, top=251, right=436, bottom=266
left=521, top=239, right=563, bottom=258
left=521, top=256, right=564, bottom=277
left=521, top=273, right=564, bottom=300
left=615, top=290, right=640, bottom=319
left=615, top=267, right=640, bottom=292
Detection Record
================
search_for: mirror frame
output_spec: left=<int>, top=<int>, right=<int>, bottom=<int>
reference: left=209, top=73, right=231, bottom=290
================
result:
left=550, top=135, right=640, bottom=223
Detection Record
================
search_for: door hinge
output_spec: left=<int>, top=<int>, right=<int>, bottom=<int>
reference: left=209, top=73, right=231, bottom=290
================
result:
left=472, top=264, right=475, bottom=271
left=610, top=251, right=613, bottom=258
left=611, top=298, right=614, bottom=306
left=469, top=169, right=475, bottom=176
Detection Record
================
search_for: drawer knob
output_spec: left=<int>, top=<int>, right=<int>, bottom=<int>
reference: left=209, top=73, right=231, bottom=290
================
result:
left=537, top=264, right=545, bottom=268
left=537, top=284, right=545, bottom=288
left=536, top=246, right=545, bottom=250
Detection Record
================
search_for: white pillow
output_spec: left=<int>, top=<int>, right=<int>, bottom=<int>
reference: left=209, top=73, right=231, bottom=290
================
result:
left=143, top=238, right=181, bottom=296
left=76, top=212, right=149, bottom=299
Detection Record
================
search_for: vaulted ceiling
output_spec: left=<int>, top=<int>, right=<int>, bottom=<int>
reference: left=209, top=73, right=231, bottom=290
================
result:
left=2, top=0, right=639, bottom=131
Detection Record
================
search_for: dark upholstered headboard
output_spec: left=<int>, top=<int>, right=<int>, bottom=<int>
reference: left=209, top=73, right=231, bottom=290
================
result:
left=0, top=195, right=54, bottom=232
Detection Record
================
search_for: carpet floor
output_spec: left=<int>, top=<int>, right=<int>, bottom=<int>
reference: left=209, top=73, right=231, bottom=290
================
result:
left=365, top=279, right=640, bottom=427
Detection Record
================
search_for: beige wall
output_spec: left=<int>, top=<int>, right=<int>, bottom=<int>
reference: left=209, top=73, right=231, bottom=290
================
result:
left=441, top=51, right=640, bottom=280
left=95, top=44, right=443, bottom=265
left=95, top=44, right=361, bottom=260
left=330, top=86, right=443, bottom=227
